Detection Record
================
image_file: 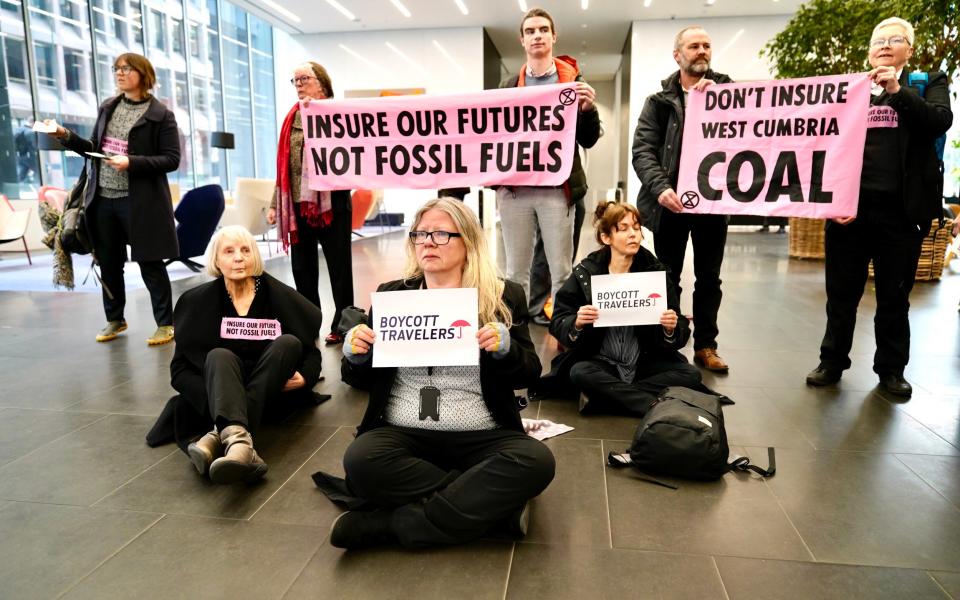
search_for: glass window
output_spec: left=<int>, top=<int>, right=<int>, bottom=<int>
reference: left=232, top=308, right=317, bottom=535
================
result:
left=172, top=18, right=184, bottom=55
left=64, top=49, right=86, bottom=91
left=94, top=0, right=144, bottom=100
left=4, top=37, right=27, bottom=81
left=33, top=43, right=57, bottom=88
left=150, top=9, right=166, bottom=52
left=0, top=1, right=39, bottom=199
left=221, top=1, right=254, bottom=179
left=250, top=14, right=275, bottom=179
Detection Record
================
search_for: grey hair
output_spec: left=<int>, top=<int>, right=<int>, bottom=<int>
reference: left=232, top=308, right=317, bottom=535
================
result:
left=872, top=17, right=915, bottom=46
left=205, top=225, right=265, bottom=278
left=674, top=25, right=708, bottom=51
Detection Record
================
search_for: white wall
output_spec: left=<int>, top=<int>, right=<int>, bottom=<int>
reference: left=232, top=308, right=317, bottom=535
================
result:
left=274, top=28, right=486, bottom=225
left=583, top=79, right=617, bottom=206
left=626, top=16, right=790, bottom=205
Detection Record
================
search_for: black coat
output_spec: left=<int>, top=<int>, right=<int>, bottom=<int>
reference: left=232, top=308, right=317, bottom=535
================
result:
left=347, top=277, right=541, bottom=434
left=61, top=95, right=180, bottom=261
left=879, top=70, right=953, bottom=225
left=632, top=69, right=733, bottom=233
left=540, top=246, right=690, bottom=396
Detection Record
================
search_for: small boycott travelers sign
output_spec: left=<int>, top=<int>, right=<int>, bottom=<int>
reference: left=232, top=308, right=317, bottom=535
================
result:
left=676, top=73, right=871, bottom=219
left=301, top=84, right=580, bottom=191
left=372, top=288, right=479, bottom=368
left=591, top=271, right=667, bottom=328
left=220, top=317, right=282, bottom=340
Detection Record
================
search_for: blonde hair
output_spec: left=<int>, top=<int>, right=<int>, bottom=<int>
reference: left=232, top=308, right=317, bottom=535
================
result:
left=403, top=198, right=512, bottom=327
left=205, top=225, right=265, bottom=278
left=872, top=17, right=915, bottom=46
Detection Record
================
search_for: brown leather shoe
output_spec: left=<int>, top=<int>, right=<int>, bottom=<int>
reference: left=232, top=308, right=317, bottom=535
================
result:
left=694, top=348, right=729, bottom=373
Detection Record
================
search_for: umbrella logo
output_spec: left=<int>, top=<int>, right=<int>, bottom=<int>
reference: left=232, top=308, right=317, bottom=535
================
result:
left=647, top=293, right=661, bottom=299
left=450, top=319, right=471, bottom=338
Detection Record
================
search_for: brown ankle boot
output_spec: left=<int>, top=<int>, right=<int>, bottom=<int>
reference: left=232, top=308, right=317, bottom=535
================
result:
left=187, top=429, right=222, bottom=476
left=209, top=425, right=268, bottom=484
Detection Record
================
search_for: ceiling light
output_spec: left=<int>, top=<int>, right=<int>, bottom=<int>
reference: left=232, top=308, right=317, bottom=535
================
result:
left=518, top=0, right=528, bottom=11
left=339, top=44, right=378, bottom=68
left=454, top=0, right=469, bottom=15
left=706, top=0, right=716, bottom=4
left=259, top=0, right=301, bottom=22
left=386, top=41, right=426, bottom=74
left=581, top=0, right=588, bottom=8
left=325, top=0, right=357, bottom=21
left=433, top=40, right=465, bottom=74
left=644, top=0, right=652, bottom=6
left=389, top=0, right=412, bottom=18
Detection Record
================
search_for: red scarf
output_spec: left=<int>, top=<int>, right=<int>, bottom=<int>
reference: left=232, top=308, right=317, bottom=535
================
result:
left=275, top=102, right=332, bottom=252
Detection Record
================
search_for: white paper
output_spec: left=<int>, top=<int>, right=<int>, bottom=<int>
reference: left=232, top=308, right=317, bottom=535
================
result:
left=592, top=271, right=668, bottom=328
left=372, top=288, right=479, bottom=368
left=85, top=152, right=110, bottom=159
left=522, top=419, right=574, bottom=441
left=31, top=122, right=57, bottom=133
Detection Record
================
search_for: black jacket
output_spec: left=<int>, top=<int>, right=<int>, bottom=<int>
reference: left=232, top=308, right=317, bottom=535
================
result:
left=348, top=277, right=541, bottom=434
left=632, top=70, right=733, bottom=233
left=169, top=272, right=324, bottom=413
left=61, top=95, right=180, bottom=261
left=541, top=246, right=690, bottom=395
left=879, top=70, right=953, bottom=225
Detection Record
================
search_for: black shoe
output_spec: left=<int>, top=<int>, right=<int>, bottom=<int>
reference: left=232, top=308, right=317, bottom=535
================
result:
left=330, top=510, right=397, bottom=550
left=805, top=365, right=841, bottom=387
left=530, top=313, right=551, bottom=327
left=878, top=374, right=912, bottom=398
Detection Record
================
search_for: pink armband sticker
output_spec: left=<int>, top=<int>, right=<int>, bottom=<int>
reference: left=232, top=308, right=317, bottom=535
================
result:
left=220, top=317, right=282, bottom=340
left=102, top=136, right=128, bottom=155
left=867, top=106, right=899, bottom=128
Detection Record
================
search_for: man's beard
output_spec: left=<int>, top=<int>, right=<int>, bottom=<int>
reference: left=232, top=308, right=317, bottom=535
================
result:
left=684, top=59, right=709, bottom=76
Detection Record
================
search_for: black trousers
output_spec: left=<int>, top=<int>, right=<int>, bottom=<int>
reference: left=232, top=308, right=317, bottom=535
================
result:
left=343, top=426, right=555, bottom=548
left=290, top=209, right=354, bottom=334
left=90, top=195, right=173, bottom=326
left=653, top=211, right=728, bottom=350
left=819, top=200, right=926, bottom=375
left=528, top=197, right=585, bottom=315
left=569, top=357, right=702, bottom=417
left=203, top=334, right=302, bottom=432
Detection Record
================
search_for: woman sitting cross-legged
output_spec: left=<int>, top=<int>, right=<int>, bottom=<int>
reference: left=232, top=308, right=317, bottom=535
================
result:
left=548, top=200, right=702, bottom=416
left=330, top=198, right=555, bottom=550
left=164, top=225, right=323, bottom=484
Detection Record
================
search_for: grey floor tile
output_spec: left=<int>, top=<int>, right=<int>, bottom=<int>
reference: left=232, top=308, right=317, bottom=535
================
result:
left=524, top=437, right=610, bottom=547
left=283, top=380, right=368, bottom=428
left=0, top=502, right=161, bottom=600
left=762, top=446, right=960, bottom=570
left=604, top=441, right=812, bottom=560
left=63, top=379, right=178, bottom=416
left=62, top=514, right=322, bottom=600
left=507, top=543, right=726, bottom=599
left=931, top=571, right=960, bottom=599
left=0, top=409, right=104, bottom=466
left=896, top=454, right=960, bottom=510
left=0, top=414, right=174, bottom=505
left=284, top=540, right=513, bottom=600
left=896, top=394, right=960, bottom=450
left=719, top=387, right=816, bottom=450
left=536, top=397, right=638, bottom=441
left=96, top=424, right=337, bottom=519
left=0, top=355, right=132, bottom=410
left=251, top=427, right=353, bottom=527
left=716, top=556, right=950, bottom=600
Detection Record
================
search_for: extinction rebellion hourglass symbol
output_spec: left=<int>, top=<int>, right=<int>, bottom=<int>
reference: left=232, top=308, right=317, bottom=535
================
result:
left=680, top=191, right=700, bottom=209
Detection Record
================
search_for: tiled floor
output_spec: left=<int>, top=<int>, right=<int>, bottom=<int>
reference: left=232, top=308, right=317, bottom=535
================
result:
left=0, top=229, right=958, bottom=599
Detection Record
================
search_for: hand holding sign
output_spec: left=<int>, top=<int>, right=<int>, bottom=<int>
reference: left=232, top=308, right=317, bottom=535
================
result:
left=348, top=324, right=376, bottom=355
left=658, top=188, right=684, bottom=214
left=573, top=81, right=596, bottom=111
left=575, top=305, right=599, bottom=329
left=106, top=155, right=130, bottom=171
left=659, top=309, right=678, bottom=335
left=869, top=66, right=900, bottom=94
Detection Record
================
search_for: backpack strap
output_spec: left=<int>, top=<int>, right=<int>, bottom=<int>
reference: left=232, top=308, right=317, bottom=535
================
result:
left=729, top=447, right=776, bottom=478
left=606, top=451, right=679, bottom=490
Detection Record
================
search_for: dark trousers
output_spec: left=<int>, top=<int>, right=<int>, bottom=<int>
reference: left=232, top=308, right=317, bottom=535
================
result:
left=203, top=334, right=302, bottom=432
left=569, top=358, right=702, bottom=417
left=343, top=426, right=555, bottom=548
left=90, top=195, right=173, bottom=326
left=653, top=211, right=727, bottom=350
left=290, top=210, right=354, bottom=334
left=529, top=198, right=585, bottom=315
left=819, top=201, right=926, bottom=375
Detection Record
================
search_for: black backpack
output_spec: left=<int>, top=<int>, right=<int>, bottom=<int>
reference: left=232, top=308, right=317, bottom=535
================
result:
left=58, top=166, right=92, bottom=255
left=608, top=386, right=775, bottom=487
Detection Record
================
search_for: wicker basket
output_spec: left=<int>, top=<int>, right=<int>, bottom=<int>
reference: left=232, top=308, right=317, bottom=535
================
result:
left=868, top=218, right=953, bottom=282
left=788, top=217, right=826, bottom=259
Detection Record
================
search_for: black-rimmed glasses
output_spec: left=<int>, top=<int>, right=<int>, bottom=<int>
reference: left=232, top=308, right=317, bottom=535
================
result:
left=870, top=35, right=910, bottom=48
left=290, top=75, right=318, bottom=86
left=409, top=231, right=462, bottom=245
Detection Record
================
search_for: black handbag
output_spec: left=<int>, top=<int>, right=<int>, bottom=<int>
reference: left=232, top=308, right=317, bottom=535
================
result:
left=59, top=167, right=91, bottom=255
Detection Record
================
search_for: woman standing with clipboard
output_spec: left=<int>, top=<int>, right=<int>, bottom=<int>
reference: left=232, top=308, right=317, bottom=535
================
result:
left=45, top=53, right=180, bottom=346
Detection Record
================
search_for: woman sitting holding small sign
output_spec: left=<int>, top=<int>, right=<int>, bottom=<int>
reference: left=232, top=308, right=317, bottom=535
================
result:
left=330, top=198, right=554, bottom=550
left=548, top=201, right=702, bottom=416
left=163, top=225, right=323, bottom=484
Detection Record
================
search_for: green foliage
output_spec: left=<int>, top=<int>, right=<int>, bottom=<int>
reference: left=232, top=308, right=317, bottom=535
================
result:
left=763, top=0, right=959, bottom=81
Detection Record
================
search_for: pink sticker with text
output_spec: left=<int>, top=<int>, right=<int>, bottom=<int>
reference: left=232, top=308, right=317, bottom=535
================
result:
left=867, top=106, right=899, bottom=128
left=102, top=136, right=128, bottom=155
left=220, top=317, right=282, bottom=340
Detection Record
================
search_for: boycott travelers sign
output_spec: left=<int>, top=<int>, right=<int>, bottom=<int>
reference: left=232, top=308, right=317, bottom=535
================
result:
left=301, top=84, right=580, bottom=191
left=676, top=73, right=871, bottom=219
left=591, top=271, right=668, bottom=328
left=372, top=288, right=479, bottom=368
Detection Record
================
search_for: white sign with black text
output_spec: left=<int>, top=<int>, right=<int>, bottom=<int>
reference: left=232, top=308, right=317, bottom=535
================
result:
left=591, top=271, right=668, bottom=328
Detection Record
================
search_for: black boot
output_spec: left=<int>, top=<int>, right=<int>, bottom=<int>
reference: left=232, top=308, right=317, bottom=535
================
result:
left=329, top=510, right=397, bottom=550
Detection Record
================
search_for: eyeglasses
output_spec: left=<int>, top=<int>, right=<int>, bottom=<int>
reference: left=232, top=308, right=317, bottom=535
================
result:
left=870, top=35, right=910, bottom=48
left=409, top=230, right=462, bottom=245
left=290, top=75, right=318, bottom=86
left=113, top=65, right=133, bottom=74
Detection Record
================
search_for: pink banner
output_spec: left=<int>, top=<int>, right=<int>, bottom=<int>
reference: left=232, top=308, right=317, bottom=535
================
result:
left=220, top=317, right=281, bottom=341
left=675, top=73, right=871, bottom=219
left=301, top=84, right=580, bottom=191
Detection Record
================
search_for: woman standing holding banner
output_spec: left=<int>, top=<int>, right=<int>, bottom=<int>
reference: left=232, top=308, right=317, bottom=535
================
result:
left=806, top=17, right=953, bottom=397
left=547, top=200, right=701, bottom=416
left=268, top=61, right=353, bottom=345
left=326, top=198, right=554, bottom=551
